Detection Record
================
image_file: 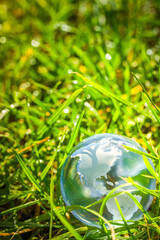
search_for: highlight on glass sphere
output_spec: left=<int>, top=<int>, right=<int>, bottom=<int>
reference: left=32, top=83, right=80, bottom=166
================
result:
left=60, top=133, right=156, bottom=227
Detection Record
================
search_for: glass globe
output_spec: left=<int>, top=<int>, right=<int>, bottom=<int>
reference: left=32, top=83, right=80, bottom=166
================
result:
left=60, top=134, right=156, bottom=227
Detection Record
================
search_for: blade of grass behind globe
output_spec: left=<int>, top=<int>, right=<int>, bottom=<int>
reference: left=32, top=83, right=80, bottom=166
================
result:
left=59, top=110, right=84, bottom=168
left=143, top=155, right=160, bottom=183
left=115, top=198, right=136, bottom=239
left=37, top=87, right=84, bottom=139
left=74, top=72, right=151, bottom=118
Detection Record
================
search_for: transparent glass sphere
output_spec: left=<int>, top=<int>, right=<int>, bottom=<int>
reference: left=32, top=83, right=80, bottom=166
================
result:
left=60, top=134, right=156, bottom=227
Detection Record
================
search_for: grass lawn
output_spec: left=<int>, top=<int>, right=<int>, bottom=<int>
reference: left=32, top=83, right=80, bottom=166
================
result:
left=0, top=0, right=160, bottom=239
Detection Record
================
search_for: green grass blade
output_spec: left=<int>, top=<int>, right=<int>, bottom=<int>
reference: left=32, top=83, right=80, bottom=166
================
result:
left=142, top=92, right=160, bottom=124
left=122, top=145, right=159, bottom=162
left=0, top=221, right=50, bottom=229
left=136, top=123, right=156, bottom=156
left=40, top=127, right=69, bottom=181
left=65, top=204, right=115, bottom=239
left=122, top=146, right=159, bottom=182
left=98, top=183, right=132, bottom=234
left=12, top=149, right=43, bottom=193
left=95, top=123, right=106, bottom=134
left=23, top=89, right=51, bottom=112
left=24, top=103, right=34, bottom=132
left=40, top=151, right=57, bottom=182
left=114, top=198, right=136, bottom=239
left=37, top=87, right=84, bottom=139
left=51, top=203, right=83, bottom=240
left=51, top=227, right=87, bottom=240
left=143, top=155, right=160, bottom=182
left=125, top=192, right=160, bottom=234
left=0, top=190, right=33, bottom=206
left=72, top=206, right=115, bottom=240
left=122, top=177, right=159, bottom=198
left=49, top=172, right=54, bottom=240
left=0, top=198, right=46, bottom=215
left=132, top=72, right=160, bottom=114
left=74, top=72, right=148, bottom=115
left=99, top=183, right=133, bottom=216
left=125, top=192, right=151, bottom=220
left=59, top=110, right=84, bottom=168
left=26, top=213, right=50, bottom=224
left=73, top=46, right=97, bottom=73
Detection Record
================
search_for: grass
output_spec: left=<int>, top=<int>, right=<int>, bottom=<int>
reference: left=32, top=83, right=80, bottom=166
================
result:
left=0, top=0, right=160, bottom=239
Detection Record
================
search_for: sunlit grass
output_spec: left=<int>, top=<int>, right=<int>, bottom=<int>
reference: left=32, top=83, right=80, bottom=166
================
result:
left=0, top=0, right=160, bottom=239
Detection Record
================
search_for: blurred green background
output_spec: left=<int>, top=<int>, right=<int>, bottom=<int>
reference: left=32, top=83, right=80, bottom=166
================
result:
left=0, top=0, right=160, bottom=239
left=1, top=0, right=160, bottom=142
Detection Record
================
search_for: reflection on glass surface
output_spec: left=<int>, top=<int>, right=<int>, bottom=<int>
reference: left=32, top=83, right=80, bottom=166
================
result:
left=60, top=134, right=156, bottom=227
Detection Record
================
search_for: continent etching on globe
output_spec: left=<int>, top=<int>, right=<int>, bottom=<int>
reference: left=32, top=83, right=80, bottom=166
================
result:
left=60, top=133, right=156, bottom=227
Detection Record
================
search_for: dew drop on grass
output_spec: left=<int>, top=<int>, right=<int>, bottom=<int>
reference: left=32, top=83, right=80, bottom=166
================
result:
left=73, top=80, right=78, bottom=84
left=10, top=104, right=15, bottom=108
left=31, top=39, right=40, bottom=47
left=2, top=109, right=7, bottom=114
left=60, top=133, right=156, bottom=227
left=0, top=36, right=6, bottom=44
left=105, top=53, right=112, bottom=60
left=63, top=108, right=69, bottom=113
left=68, top=69, right=73, bottom=74
left=146, top=49, right=153, bottom=56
